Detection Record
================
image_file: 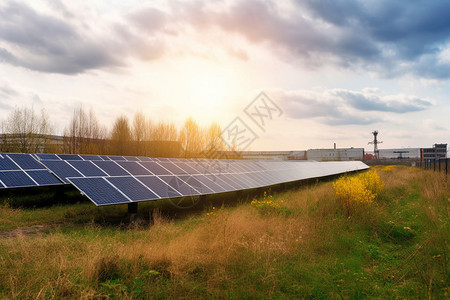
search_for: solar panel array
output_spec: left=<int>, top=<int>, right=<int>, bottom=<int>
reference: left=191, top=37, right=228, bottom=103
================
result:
left=0, top=153, right=369, bottom=206
left=0, top=153, right=62, bottom=188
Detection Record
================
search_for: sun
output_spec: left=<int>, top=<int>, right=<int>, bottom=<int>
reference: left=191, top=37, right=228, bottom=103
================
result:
left=176, top=58, right=240, bottom=116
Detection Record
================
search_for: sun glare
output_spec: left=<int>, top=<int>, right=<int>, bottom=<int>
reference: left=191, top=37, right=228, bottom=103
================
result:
left=174, top=59, right=240, bottom=118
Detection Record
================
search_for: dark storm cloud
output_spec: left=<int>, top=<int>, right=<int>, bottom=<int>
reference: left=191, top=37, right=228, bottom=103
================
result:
left=174, top=0, right=450, bottom=78
left=274, top=88, right=431, bottom=126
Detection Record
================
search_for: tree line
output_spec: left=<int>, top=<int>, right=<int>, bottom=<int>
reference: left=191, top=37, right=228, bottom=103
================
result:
left=0, top=106, right=230, bottom=158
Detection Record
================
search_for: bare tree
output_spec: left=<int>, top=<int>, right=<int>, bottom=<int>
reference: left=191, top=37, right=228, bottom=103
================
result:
left=110, top=115, right=131, bottom=155
left=1, top=106, right=53, bottom=153
left=179, top=117, right=203, bottom=158
left=63, top=105, right=107, bottom=154
left=204, top=122, right=225, bottom=152
left=133, top=111, right=147, bottom=156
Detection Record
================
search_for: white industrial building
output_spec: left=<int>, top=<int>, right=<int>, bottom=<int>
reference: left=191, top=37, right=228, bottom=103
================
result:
left=377, top=148, right=421, bottom=160
left=306, top=148, right=364, bottom=161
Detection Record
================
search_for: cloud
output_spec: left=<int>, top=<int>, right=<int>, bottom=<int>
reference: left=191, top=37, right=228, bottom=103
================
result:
left=0, top=1, right=165, bottom=74
left=177, top=0, right=450, bottom=78
left=331, top=89, right=432, bottom=113
left=1, top=0, right=449, bottom=79
left=272, top=88, right=432, bottom=126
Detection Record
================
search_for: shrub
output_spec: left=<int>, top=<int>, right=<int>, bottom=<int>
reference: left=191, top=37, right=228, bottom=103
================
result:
left=333, top=169, right=384, bottom=216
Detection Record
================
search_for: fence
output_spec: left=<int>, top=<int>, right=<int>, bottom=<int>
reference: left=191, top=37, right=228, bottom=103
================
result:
left=417, top=158, right=449, bottom=175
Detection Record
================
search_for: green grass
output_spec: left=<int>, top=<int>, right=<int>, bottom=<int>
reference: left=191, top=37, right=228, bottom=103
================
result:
left=0, top=166, right=448, bottom=299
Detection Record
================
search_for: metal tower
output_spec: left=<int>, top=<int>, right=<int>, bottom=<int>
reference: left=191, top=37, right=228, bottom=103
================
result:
left=368, top=130, right=383, bottom=159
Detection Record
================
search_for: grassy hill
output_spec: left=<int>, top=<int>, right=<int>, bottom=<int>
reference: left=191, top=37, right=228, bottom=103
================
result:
left=0, top=166, right=448, bottom=299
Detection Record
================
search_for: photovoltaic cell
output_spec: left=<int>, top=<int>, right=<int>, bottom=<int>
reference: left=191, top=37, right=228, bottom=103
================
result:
left=106, top=177, right=159, bottom=201
left=116, top=161, right=152, bottom=176
left=0, top=171, right=36, bottom=188
left=0, top=155, right=20, bottom=170
left=138, top=156, right=152, bottom=162
left=158, top=162, right=187, bottom=175
left=80, top=155, right=103, bottom=161
left=136, top=176, right=182, bottom=198
left=192, top=175, right=227, bottom=193
left=124, top=156, right=140, bottom=161
left=26, top=170, right=62, bottom=185
left=203, top=174, right=236, bottom=191
left=68, top=160, right=108, bottom=177
left=109, top=156, right=125, bottom=161
left=99, top=155, right=111, bottom=160
left=68, top=177, right=130, bottom=206
left=178, top=175, right=214, bottom=194
left=35, top=154, right=60, bottom=160
left=7, top=153, right=45, bottom=170
left=40, top=160, right=83, bottom=183
left=92, top=161, right=130, bottom=176
left=159, top=175, right=200, bottom=196
left=139, top=162, right=173, bottom=175
left=57, top=154, right=82, bottom=160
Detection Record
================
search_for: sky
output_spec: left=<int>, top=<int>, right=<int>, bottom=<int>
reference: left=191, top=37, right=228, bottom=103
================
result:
left=0, top=0, right=449, bottom=152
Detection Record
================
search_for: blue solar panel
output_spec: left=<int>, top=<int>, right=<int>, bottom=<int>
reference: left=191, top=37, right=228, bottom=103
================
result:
left=67, top=160, right=108, bottom=177
left=80, top=155, right=103, bottom=160
left=26, top=170, right=62, bottom=185
left=136, top=176, right=182, bottom=198
left=68, top=177, right=130, bottom=206
left=204, top=174, right=236, bottom=191
left=0, top=155, right=20, bottom=170
left=99, top=155, right=111, bottom=160
left=7, top=153, right=45, bottom=170
left=138, top=156, right=152, bottom=161
left=116, top=161, right=152, bottom=176
left=159, top=175, right=200, bottom=196
left=174, top=162, right=202, bottom=174
left=106, top=177, right=159, bottom=201
left=124, top=156, right=140, bottom=161
left=0, top=171, right=36, bottom=188
left=193, top=175, right=227, bottom=193
left=35, top=153, right=60, bottom=160
left=57, top=154, right=82, bottom=160
left=92, top=161, right=130, bottom=176
left=158, top=162, right=187, bottom=175
left=109, top=156, right=125, bottom=161
left=178, top=175, right=214, bottom=194
left=139, top=162, right=173, bottom=175
left=216, top=174, right=245, bottom=190
left=40, top=160, right=83, bottom=183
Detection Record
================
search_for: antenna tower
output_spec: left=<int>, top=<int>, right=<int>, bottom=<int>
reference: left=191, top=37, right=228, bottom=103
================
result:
left=368, top=130, right=383, bottom=159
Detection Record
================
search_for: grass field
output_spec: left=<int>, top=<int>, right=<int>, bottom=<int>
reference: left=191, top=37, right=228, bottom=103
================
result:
left=0, top=166, right=448, bottom=299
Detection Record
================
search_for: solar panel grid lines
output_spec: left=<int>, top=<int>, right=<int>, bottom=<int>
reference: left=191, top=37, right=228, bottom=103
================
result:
left=35, top=153, right=61, bottom=160
left=105, top=176, right=160, bottom=202
left=139, top=161, right=174, bottom=175
left=0, top=170, right=37, bottom=188
left=27, top=170, right=63, bottom=185
left=57, top=154, right=83, bottom=160
left=68, top=177, right=132, bottom=206
left=40, top=160, right=84, bottom=183
left=66, top=160, right=109, bottom=177
left=136, top=176, right=183, bottom=198
left=115, top=161, right=153, bottom=176
left=6, top=153, right=46, bottom=170
left=158, top=175, right=201, bottom=196
left=91, top=160, right=130, bottom=176
left=178, top=175, right=215, bottom=194
left=0, top=155, right=20, bottom=170
left=158, top=161, right=188, bottom=175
